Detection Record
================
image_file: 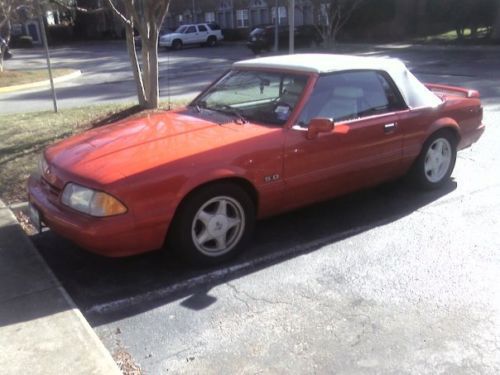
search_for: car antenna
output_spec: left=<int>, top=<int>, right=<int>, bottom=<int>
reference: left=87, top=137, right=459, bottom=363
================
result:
left=167, top=46, right=171, bottom=110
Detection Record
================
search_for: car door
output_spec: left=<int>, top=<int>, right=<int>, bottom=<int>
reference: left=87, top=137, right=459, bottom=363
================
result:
left=283, top=70, right=407, bottom=210
left=197, top=24, right=209, bottom=43
left=183, top=26, right=198, bottom=45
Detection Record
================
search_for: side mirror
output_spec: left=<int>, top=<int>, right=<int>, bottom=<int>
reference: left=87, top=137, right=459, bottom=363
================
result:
left=306, top=118, right=334, bottom=140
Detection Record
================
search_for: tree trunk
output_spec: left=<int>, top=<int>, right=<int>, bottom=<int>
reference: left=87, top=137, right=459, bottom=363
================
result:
left=124, top=25, right=148, bottom=107
left=106, top=0, right=169, bottom=109
left=142, top=34, right=159, bottom=109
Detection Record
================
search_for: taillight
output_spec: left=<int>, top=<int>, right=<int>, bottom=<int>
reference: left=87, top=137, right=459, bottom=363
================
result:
left=467, top=90, right=480, bottom=98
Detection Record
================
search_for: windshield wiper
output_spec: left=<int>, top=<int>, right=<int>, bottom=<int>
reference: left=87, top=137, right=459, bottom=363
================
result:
left=189, top=102, right=202, bottom=113
left=213, top=104, right=248, bottom=124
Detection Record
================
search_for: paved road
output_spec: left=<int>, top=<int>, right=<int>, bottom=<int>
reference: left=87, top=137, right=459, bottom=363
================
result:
left=0, top=41, right=255, bottom=113
left=24, top=44, right=500, bottom=373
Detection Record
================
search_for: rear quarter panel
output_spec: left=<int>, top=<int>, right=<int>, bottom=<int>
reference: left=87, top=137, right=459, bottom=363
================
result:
left=398, top=96, right=482, bottom=172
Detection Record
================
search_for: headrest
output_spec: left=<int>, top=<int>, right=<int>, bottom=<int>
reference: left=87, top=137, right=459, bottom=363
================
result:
left=283, top=81, right=304, bottom=95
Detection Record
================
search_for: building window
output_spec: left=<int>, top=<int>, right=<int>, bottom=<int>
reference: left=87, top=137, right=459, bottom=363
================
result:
left=271, top=6, right=287, bottom=25
left=236, top=9, right=249, bottom=28
left=205, top=12, right=215, bottom=23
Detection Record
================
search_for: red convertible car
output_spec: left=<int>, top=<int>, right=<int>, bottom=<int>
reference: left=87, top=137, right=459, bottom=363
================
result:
left=28, top=54, right=485, bottom=264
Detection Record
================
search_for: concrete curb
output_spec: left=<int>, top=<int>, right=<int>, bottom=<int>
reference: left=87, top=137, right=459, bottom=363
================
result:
left=0, top=69, right=82, bottom=94
left=0, top=199, right=121, bottom=375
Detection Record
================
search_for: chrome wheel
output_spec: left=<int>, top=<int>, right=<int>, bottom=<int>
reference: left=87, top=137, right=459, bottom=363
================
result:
left=191, top=196, right=246, bottom=257
left=424, top=138, right=452, bottom=183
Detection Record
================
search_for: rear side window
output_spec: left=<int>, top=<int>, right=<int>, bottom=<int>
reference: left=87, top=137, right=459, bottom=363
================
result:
left=198, top=25, right=208, bottom=32
left=297, top=70, right=406, bottom=126
left=207, top=23, right=221, bottom=31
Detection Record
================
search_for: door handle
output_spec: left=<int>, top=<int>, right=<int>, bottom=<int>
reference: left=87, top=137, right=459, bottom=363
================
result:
left=384, top=122, right=397, bottom=133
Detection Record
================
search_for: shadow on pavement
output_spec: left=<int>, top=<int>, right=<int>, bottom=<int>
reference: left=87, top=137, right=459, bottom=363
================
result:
left=31, top=179, right=457, bottom=326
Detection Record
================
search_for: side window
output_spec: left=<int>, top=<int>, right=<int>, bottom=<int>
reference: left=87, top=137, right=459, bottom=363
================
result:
left=297, top=71, right=405, bottom=126
left=186, top=26, right=196, bottom=33
left=198, top=25, right=208, bottom=32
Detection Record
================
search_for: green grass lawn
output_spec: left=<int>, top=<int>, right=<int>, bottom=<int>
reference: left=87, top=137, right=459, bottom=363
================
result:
left=0, top=69, right=77, bottom=87
left=414, top=27, right=494, bottom=44
left=0, top=102, right=181, bottom=204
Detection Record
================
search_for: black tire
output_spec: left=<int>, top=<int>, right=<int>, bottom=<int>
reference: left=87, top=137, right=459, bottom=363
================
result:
left=172, top=39, right=182, bottom=50
left=409, top=129, right=457, bottom=189
left=168, top=183, right=255, bottom=266
left=206, top=36, right=217, bottom=47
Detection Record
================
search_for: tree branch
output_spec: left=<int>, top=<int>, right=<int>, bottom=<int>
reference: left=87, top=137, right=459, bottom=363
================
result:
left=105, top=0, right=131, bottom=26
left=48, top=0, right=105, bottom=14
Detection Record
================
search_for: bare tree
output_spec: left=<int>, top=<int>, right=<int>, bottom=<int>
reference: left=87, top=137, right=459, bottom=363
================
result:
left=106, top=0, right=170, bottom=109
left=310, top=0, right=364, bottom=48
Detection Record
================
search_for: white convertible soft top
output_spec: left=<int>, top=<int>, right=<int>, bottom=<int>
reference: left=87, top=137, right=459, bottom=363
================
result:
left=234, top=54, right=442, bottom=109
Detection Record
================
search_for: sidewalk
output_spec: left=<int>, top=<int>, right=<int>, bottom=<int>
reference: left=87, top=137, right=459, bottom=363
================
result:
left=0, top=70, right=82, bottom=94
left=0, top=199, right=121, bottom=375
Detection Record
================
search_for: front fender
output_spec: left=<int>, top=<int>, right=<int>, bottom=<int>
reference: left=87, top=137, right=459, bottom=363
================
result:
left=176, top=167, right=252, bottom=202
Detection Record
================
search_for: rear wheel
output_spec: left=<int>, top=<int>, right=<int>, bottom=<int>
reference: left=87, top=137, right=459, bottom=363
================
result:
left=206, top=36, right=217, bottom=47
left=168, top=183, right=255, bottom=265
left=409, top=130, right=457, bottom=189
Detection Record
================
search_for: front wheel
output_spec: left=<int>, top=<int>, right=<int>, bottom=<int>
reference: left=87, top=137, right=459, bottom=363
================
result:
left=172, top=39, right=182, bottom=50
left=168, top=183, right=255, bottom=265
left=409, top=130, right=457, bottom=189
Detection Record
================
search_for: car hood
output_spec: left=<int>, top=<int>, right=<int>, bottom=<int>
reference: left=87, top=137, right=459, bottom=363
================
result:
left=161, top=33, right=181, bottom=40
left=45, top=110, right=259, bottom=186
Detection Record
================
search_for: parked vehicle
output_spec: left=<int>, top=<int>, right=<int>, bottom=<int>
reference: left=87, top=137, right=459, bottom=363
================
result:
left=28, top=54, right=485, bottom=265
left=159, top=23, right=223, bottom=50
left=0, top=37, right=12, bottom=60
left=247, top=25, right=323, bottom=54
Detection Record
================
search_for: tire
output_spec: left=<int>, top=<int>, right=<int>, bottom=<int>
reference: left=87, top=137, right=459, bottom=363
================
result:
left=168, top=183, right=255, bottom=265
left=409, top=129, right=457, bottom=189
left=172, top=39, right=182, bottom=50
left=206, top=36, right=217, bottom=47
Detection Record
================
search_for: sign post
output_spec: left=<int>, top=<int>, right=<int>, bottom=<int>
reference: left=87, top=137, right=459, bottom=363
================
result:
left=37, top=2, right=58, bottom=113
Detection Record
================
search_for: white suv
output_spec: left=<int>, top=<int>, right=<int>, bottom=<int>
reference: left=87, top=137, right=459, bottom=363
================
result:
left=159, top=23, right=223, bottom=50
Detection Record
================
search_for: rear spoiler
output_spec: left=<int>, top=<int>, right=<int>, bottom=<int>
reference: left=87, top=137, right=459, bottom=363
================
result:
left=425, top=83, right=480, bottom=99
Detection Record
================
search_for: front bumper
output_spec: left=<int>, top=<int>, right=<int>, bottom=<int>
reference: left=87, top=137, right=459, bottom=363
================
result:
left=159, top=39, right=173, bottom=47
left=27, top=175, right=164, bottom=257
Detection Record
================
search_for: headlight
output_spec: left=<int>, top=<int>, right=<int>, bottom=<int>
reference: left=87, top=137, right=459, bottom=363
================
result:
left=38, top=154, right=48, bottom=176
left=61, top=183, right=127, bottom=217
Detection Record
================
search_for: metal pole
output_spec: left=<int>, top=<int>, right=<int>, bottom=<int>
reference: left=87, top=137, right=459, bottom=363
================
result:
left=37, top=1, right=57, bottom=113
left=274, top=0, right=278, bottom=52
left=289, top=0, right=295, bottom=54
left=192, top=0, right=195, bottom=22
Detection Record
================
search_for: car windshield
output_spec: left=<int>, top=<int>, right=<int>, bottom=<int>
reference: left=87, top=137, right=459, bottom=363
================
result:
left=192, top=70, right=308, bottom=126
left=250, top=28, right=265, bottom=36
left=176, top=26, right=187, bottom=33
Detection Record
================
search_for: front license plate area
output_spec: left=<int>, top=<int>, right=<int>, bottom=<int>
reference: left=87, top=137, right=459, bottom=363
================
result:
left=28, top=203, right=42, bottom=233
